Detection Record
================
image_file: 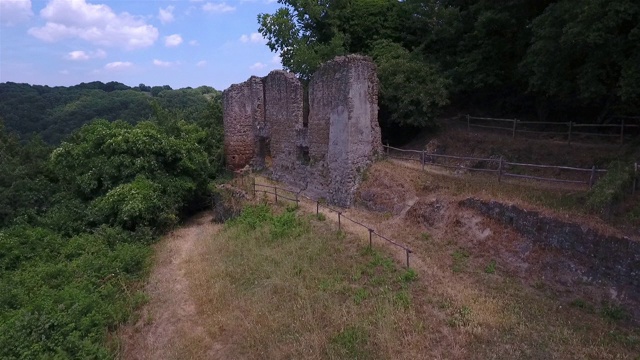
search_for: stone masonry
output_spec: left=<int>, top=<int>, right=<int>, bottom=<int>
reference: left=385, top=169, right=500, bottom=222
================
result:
left=222, top=55, right=382, bottom=207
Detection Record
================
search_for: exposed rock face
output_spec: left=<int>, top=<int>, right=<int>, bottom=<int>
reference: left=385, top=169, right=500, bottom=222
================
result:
left=222, top=55, right=382, bottom=207
left=460, top=198, right=640, bottom=293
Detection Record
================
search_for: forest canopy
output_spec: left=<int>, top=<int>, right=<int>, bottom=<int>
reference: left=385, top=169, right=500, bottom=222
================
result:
left=259, top=0, right=640, bottom=128
left=0, top=81, right=220, bottom=144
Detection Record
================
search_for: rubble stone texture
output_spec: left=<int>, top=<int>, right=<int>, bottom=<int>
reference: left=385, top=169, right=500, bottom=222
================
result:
left=222, top=76, right=264, bottom=170
left=264, top=70, right=308, bottom=189
left=222, top=55, right=382, bottom=206
left=308, top=55, right=382, bottom=206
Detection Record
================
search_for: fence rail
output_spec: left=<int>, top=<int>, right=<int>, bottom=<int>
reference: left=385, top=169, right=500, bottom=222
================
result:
left=464, top=114, right=639, bottom=144
left=384, top=144, right=619, bottom=188
left=252, top=180, right=413, bottom=268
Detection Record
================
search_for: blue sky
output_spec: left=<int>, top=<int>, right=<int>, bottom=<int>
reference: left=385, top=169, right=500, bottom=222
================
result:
left=0, top=0, right=282, bottom=91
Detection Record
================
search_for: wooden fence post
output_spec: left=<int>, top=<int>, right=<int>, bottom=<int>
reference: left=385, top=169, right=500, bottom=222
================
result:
left=421, top=149, right=425, bottom=171
left=252, top=177, right=256, bottom=198
left=621, top=118, right=625, bottom=144
left=274, top=187, right=278, bottom=203
left=498, top=156, right=504, bottom=183
left=512, top=119, right=517, bottom=138
left=316, top=201, right=319, bottom=215
left=467, top=114, right=470, bottom=132
left=589, top=165, right=596, bottom=188
left=386, top=141, right=389, bottom=155
left=568, top=122, right=573, bottom=145
left=633, top=162, right=638, bottom=195
left=368, top=228, right=373, bottom=248
left=406, top=249, right=410, bottom=268
left=338, top=212, right=341, bottom=231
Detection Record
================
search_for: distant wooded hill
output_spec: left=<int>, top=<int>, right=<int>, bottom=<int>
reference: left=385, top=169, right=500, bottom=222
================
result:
left=0, top=81, right=220, bottom=143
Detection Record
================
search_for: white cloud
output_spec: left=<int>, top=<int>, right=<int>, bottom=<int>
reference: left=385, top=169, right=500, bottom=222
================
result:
left=189, top=40, right=199, bottom=46
left=28, top=0, right=158, bottom=50
left=164, top=34, right=183, bottom=47
left=196, top=60, right=207, bottom=67
left=239, top=32, right=265, bottom=44
left=1, top=0, right=33, bottom=26
left=202, top=2, right=235, bottom=13
left=249, top=62, right=266, bottom=71
left=104, top=61, right=132, bottom=70
left=153, top=59, right=179, bottom=67
left=158, top=5, right=175, bottom=24
left=65, top=49, right=106, bottom=61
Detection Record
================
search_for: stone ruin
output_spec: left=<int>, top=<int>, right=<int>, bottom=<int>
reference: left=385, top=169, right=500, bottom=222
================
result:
left=222, top=55, right=382, bottom=207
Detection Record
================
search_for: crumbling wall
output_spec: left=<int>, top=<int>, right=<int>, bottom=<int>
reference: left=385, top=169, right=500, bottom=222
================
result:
left=308, top=55, right=382, bottom=206
left=222, top=55, right=382, bottom=207
left=460, top=198, right=640, bottom=293
left=222, top=76, right=265, bottom=170
left=264, top=70, right=308, bottom=189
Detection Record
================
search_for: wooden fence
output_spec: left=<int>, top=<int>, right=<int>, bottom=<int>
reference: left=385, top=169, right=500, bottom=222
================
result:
left=383, top=144, right=627, bottom=189
left=464, top=115, right=640, bottom=144
left=252, top=181, right=414, bottom=268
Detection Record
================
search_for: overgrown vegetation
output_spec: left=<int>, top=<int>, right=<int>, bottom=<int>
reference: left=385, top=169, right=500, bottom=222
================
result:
left=587, top=160, right=636, bottom=215
left=259, top=0, right=640, bottom=133
left=0, top=94, right=224, bottom=358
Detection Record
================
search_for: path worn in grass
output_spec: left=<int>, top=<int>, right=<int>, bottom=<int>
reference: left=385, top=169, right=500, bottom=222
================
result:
left=118, top=213, right=223, bottom=360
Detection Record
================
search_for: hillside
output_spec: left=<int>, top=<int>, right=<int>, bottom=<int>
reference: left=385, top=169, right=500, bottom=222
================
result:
left=0, top=82, right=221, bottom=144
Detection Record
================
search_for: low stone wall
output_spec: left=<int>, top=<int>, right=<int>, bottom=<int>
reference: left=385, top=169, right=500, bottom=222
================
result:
left=460, top=198, right=640, bottom=292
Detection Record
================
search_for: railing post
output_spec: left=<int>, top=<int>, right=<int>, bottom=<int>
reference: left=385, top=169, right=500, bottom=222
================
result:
left=368, top=228, right=373, bottom=248
left=589, top=165, right=596, bottom=188
left=386, top=141, right=389, bottom=155
left=421, top=149, right=425, bottom=171
left=252, top=177, right=256, bottom=198
left=467, top=114, right=470, bottom=132
left=274, top=187, right=278, bottom=203
left=406, top=249, right=410, bottom=268
left=633, top=162, right=638, bottom=195
left=512, top=119, right=517, bottom=138
left=338, top=212, right=341, bottom=231
left=316, top=201, right=319, bottom=215
left=498, top=156, right=504, bottom=183
left=621, top=118, right=625, bottom=144
left=568, top=122, right=573, bottom=145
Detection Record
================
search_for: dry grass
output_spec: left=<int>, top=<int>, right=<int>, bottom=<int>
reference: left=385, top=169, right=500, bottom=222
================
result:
left=170, top=197, right=639, bottom=359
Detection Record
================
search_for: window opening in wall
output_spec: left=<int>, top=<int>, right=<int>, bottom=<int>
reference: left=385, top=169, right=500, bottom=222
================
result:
left=303, top=88, right=309, bottom=128
left=298, top=145, right=310, bottom=165
left=258, top=136, right=272, bottom=167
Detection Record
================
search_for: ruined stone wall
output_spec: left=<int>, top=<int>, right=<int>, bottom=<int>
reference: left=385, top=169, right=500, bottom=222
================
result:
left=308, top=55, right=382, bottom=206
left=222, top=55, right=382, bottom=206
left=264, top=71, right=308, bottom=189
left=222, top=76, right=264, bottom=170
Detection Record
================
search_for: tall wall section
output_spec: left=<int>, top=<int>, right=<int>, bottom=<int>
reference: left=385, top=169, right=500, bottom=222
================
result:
left=264, top=71, right=308, bottom=189
left=222, top=76, right=265, bottom=170
left=222, top=55, right=382, bottom=207
left=307, top=55, right=382, bottom=206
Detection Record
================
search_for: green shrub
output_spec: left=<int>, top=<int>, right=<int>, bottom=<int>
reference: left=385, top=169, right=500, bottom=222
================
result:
left=587, top=160, right=635, bottom=215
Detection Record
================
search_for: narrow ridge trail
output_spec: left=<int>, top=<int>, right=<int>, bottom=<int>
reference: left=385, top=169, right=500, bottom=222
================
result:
left=118, top=212, right=222, bottom=360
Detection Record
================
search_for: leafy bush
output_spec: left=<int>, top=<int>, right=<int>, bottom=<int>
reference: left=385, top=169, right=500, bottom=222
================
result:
left=587, top=160, right=635, bottom=215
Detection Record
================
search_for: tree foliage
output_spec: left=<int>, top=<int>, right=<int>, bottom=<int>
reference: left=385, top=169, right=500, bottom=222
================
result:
left=0, top=91, right=225, bottom=358
left=259, top=0, right=640, bottom=127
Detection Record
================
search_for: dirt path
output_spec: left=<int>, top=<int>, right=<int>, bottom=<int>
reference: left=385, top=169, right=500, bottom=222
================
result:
left=118, top=213, right=221, bottom=360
